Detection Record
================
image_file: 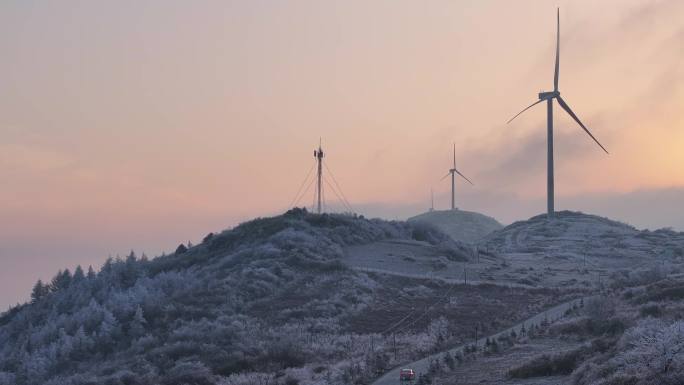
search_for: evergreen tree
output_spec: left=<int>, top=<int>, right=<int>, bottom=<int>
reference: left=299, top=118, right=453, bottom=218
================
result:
left=86, top=265, right=96, bottom=279
left=202, top=232, right=214, bottom=243
left=30, top=280, right=49, bottom=303
left=122, top=251, right=140, bottom=287
left=72, top=265, right=85, bottom=283
left=101, top=257, right=114, bottom=275
left=50, top=269, right=72, bottom=292
left=129, top=306, right=147, bottom=338
left=72, top=326, right=94, bottom=360
left=98, top=309, right=122, bottom=353
left=176, top=244, right=188, bottom=254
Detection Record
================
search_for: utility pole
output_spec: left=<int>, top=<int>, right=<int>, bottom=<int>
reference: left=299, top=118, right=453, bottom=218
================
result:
left=474, top=324, right=479, bottom=348
left=314, top=139, right=324, bottom=214
left=393, top=333, right=397, bottom=361
left=597, top=272, right=607, bottom=291
left=464, top=266, right=467, bottom=285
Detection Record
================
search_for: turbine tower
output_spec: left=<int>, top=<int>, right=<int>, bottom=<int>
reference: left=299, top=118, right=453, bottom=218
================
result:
left=507, top=8, right=608, bottom=218
left=429, top=188, right=434, bottom=212
left=441, top=143, right=473, bottom=210
left=314, top=139, right=324, bottom=214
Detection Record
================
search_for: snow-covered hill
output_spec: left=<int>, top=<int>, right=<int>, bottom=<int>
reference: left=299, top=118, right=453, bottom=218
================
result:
left=0, top=208, right=567, bottom=385
left=483, top=210, right=684, bottom=261
left=408, top=209, right=503, bottom=244
left=4, top=209, right=681, bottom=385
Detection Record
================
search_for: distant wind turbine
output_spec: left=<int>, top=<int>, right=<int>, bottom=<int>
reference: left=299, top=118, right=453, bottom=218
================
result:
left=507, top=8, right=608, bottom=218
left=441, top=143, right=473, bottom=210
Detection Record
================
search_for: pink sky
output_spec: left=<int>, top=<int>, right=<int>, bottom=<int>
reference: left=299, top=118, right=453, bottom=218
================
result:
left=0, top=0, right=683, bottom=309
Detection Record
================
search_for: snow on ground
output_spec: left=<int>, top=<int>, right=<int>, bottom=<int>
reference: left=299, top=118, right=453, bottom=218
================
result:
left=438, top=338, right=579, bottom=385
left=344, top=212, right=684, bottom=293
left=408, top=209, right=503, bottom=244
left=340, top=211, right=684, bottom=385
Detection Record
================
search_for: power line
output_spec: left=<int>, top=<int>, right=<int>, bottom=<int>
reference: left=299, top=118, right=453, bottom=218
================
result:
left=391, top=279, right=462, bottom=335
left=293, top=176, right=316, bottom=209
left=293, top=173, right=317, bottom=208
left=323, top=161, right=354, bottom=213
left=379, top=307, right=420, bottom=335
left=323, top=176, right=354, bottom=213
left=311, top=178, right=317, bottom=212
left=322, top=176, right=326, bottom=213
left=289, top=160, right=317, bottom=208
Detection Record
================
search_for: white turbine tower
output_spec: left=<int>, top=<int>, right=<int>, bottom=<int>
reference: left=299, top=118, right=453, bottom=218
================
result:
left=507, top=8, right=608, bottom=218
left=441, top=143, right=473, bottom=210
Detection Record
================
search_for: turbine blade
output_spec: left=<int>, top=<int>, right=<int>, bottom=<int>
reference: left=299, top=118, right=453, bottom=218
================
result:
left=454, top=169, right=474, bottom=185
left=554, top=8, right=560, bottom=91
left=440, top=172, right=451, bottom=181
left=507, top=99, right=544, bottom=124
left=556, top=96, right=609, bottom=154
left=453, top=143, right=456, bottom=168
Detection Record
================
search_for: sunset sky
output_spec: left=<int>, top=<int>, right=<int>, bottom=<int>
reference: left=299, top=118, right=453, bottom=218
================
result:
left=1, top=0, right=683, bottom=309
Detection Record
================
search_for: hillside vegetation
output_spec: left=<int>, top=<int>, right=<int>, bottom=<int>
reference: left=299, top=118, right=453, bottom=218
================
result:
left=0, top=209, right=567, bottom=385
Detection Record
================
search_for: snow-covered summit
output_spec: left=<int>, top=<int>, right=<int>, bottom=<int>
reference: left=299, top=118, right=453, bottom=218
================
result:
left=408, top=209, right=503, bottom=244
left=483, top=210, right=683, bottom=260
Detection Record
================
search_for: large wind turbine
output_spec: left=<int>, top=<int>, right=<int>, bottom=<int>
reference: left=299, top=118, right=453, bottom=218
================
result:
left=441, top=143, right=473, bottom=210
left=507, top=8, right=608, bottom=218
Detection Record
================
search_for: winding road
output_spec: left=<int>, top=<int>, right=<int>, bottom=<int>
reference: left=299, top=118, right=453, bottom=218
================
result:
left=371, top=296, right=591, bottom=385
left=353, top=267, right=534, bottom=289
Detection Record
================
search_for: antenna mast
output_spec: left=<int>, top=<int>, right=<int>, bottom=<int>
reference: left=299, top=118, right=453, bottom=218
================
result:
left=314, top=139, right=324, bottom=214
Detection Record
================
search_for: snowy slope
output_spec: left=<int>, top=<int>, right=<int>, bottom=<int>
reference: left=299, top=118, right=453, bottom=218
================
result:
left=408, top=209, right=503, bottom=244
left=482, top=210, right=684, bottom=261
left=0, top=208, right=564, bottom=385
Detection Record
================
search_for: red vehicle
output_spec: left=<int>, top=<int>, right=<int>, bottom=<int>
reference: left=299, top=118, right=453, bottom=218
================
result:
left=399, top=368, right=415, bottom=382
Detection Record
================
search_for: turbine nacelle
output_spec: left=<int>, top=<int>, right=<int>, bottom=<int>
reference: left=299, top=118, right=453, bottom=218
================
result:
left=538, top=91, right=559, bottom=101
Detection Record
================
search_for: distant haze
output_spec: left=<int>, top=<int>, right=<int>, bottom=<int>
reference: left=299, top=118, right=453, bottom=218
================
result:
left=1, top=0, right=683, bottom=309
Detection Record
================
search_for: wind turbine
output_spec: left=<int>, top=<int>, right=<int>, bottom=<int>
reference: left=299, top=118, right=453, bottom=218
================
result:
left=441, top=143, right=473, bottom=210
left=507, top=8, right=608, bottom=218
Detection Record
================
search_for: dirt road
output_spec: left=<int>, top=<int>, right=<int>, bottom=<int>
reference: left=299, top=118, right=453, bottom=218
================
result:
left=371, top=296, right=590, bottom=385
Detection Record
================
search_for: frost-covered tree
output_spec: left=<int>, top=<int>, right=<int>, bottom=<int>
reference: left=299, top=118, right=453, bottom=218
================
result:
left=30, top=280, right=49, bottom=303
left=129, top=306, right=147, bottom=338
left=86, top=265, right=96, bottom=280
left=427, top=316, right=449, bottom=345
left=0, top=210, right=495, bottom=385
left=72, top=266, right=85, bottom=283
left=50, top=269, right=72, bottom=292
left=614, top=319, right=684, bottom=384
left=97, top=309, right=122, bottom=352
left=175, top=243, right=188, bottom=254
